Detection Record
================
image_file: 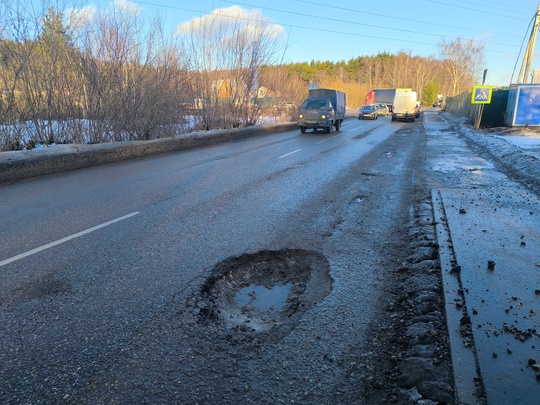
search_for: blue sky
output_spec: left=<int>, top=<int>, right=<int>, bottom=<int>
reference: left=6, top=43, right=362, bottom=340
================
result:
left=69, top=0, right=540, bottom=86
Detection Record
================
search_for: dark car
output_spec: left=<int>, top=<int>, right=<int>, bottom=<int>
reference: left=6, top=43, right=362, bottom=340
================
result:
left=358, top=104, right=378, bottom=120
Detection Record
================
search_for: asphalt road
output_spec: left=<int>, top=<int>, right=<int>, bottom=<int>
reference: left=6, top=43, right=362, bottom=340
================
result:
left=3, top=111, right=538, bottom=404
left=1, top=116, right=426, bottom=403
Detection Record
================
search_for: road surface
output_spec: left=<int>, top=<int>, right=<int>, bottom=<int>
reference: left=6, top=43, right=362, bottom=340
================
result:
left=1, top=111, right=539, bottom=404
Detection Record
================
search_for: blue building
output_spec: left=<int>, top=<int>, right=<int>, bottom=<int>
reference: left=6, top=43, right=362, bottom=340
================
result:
left=505, top=84, right=540, bottom=127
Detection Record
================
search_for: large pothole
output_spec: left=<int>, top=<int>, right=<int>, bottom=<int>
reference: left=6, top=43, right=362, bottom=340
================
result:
left=195, top=249, right=333, bottom=343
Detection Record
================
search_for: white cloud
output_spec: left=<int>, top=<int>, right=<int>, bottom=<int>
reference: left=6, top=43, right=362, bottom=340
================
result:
left=65, top=5, right=97, bottom=30
left=112, top=0, right=141, bottom=16
left=65, top=0, right=141, bottom=30
left=177, top=6, right=284, bottom=38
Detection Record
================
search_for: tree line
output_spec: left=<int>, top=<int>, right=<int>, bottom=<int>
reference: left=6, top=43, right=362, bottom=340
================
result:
left=0, top=1, right=484, bottom=151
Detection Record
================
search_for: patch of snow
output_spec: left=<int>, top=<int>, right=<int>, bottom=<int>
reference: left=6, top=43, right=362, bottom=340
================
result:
left=443, top=112, right=540, bottom=190
left=493, top=135, right=540, bottom=151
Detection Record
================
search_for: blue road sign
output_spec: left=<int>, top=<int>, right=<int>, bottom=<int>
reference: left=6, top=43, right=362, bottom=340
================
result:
left=471, top=86, right=493, bottom=104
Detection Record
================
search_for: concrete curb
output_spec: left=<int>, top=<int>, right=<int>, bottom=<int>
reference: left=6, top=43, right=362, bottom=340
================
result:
left=0, top=122, right=297, bottom=183
left=432, top=189, right=483, bottom=405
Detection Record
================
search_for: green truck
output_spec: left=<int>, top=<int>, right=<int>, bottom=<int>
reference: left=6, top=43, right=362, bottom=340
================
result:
left=297, top=88, right=346, bottom=133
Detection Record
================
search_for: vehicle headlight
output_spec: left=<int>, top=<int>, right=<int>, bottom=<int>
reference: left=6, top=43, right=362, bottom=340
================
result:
left=299, top=114, right=303, bottom=119
left=321, top=115, right=326, bottom=119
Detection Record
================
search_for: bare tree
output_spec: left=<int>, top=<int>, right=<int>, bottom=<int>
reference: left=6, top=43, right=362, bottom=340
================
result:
left=412, top=56, right=438, bottom=104
left=0, top=0, right=43, bottom=149
left=178, top=6, right=285, bottom=130
left=258, top=65, right=305, bottom=119
left=439, top=38, right=485, bottom=96
left=74, top=2, right=185, bottom=142
left=388, top=51, right=416, bottom=89
left=25, top=7, right=78, bottom=144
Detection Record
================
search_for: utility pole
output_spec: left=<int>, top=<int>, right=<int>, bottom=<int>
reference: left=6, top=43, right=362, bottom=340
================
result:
left=517, top=4, right=540, bottom=83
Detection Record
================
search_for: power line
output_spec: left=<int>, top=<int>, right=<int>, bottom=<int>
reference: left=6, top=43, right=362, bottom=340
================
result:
left=426, top=0, right=531, bottom=20
left=291, top=0, right=523, bottom=36
left=437, top=0, right=532, bottom=14
left=219, top=0, right=517, bottom=48
left=133, top=0, right=440, bottom=45
left=464, top=0, right=532, bottom=12
left=131, top=0, right=522, bottom=55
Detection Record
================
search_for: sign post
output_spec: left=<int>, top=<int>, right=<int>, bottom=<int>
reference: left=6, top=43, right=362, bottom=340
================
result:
left=471, top=85, right=493, bottom=130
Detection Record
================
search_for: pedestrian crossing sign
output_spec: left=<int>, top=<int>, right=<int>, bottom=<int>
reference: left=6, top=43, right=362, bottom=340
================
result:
left=471, top=86, right=493, bottom=104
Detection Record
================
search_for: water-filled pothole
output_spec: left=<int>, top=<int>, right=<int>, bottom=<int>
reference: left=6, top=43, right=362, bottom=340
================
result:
left=195, top=249, right=333, bottom=342
left=235, top=284, right=292, bottom=312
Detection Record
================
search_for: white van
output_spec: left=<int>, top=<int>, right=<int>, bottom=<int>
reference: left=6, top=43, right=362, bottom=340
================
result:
left=391, top=91, right=417, bottom=122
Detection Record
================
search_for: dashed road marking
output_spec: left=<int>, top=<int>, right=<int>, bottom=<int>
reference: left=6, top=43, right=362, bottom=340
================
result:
left=0, top=212, right=140, bottom=267
left=279, top=149, right=301, bottom=159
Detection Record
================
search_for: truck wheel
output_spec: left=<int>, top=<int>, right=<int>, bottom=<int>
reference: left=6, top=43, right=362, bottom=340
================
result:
left=335, top=120, right=341, bottom=131
left=300, top=127, right=306, bottom=133
left=326, top=126, right=331, bottom=133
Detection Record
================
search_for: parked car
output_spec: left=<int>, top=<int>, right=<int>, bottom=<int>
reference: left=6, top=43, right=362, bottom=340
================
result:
left=375, top=103, right=389, bottom=116
left=432, top=100, right=443, bottom=108
left=358, top=104, right=378, bottom=120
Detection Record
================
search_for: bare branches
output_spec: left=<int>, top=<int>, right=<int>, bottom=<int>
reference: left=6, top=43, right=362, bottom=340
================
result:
left=439, top=38, right=485, bottom=96
left=178, top=6, right=286, bottom=130
left=0, top=0, right=188, bottom=150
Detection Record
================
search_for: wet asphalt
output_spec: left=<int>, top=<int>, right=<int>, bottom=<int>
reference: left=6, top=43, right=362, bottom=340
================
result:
left=0, top=118, right=424, bottom=403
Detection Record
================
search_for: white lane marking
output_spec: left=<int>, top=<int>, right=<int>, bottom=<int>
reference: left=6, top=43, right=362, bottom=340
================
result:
left=279, top=149, right=301, bottom=159
left=316, top=133, right=342, bottom=144
left=0, top=212, right=140, bottom=267
left=345, top=125, right=365, bottom=132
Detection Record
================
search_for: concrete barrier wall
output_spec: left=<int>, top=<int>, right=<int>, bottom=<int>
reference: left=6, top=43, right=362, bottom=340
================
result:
left=0, top=122, right=297, bottom=183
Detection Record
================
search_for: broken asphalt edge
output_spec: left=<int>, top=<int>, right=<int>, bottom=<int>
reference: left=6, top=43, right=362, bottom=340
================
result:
left=432, top=189, right=484, bottom=405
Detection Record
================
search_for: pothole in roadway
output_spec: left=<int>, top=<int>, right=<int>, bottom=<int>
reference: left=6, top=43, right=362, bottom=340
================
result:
left=195, top=249, right=333, bottom=344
